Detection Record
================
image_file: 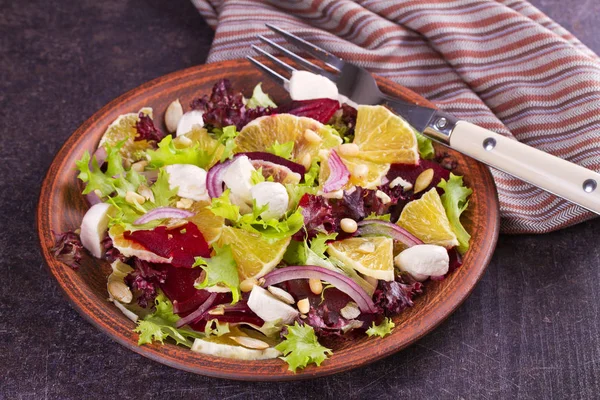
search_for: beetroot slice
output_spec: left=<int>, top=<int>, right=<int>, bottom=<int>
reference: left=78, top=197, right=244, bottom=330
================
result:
left=387, top=159, right=450, bottom=198
left=244, top=152, right=306, bottom=175
left=124, top=222, right=210, bottom=268
left=277, top=98, right=340, bottom=124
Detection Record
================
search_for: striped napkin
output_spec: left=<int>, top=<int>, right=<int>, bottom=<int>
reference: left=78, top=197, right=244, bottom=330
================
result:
left=191, top=0, right=600, bottom=234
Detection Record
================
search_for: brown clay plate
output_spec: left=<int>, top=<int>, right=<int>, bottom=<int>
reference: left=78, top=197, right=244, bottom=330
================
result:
left=37, top=58, right=500, bottom=381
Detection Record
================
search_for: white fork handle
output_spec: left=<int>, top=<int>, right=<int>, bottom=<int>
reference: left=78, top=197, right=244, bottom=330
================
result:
left=448, top=121, right=600, bottom=214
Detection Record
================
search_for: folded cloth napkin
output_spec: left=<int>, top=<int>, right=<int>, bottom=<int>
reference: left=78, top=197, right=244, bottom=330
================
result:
left=192, top=0, right=600, bottom=234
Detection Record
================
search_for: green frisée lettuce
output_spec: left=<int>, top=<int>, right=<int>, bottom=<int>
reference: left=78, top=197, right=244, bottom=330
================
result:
left=204, top=319, right=231, bottom=337
left=366, top=317, right=395, bottom=338
left=134, top=293, right=203, bottom=347
left=211, top=125, right=237, bottom=162
left=276, top=322, right=332, bottom=372
left=267, top=141, right=294, bottom=159
left=193, top=245, right=241, bottom=304
left=246, top=82, right=277, bottom=109
left=208, top=190, right=304, bottom=240
left=415, top=131, right=435, bottom=160
left=146, top=135, right=215, bottom=168
left=438, top=173, right=473, bottom=254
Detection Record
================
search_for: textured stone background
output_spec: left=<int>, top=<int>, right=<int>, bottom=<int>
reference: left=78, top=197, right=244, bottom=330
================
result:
left=1, top=0, right=599, bottom=399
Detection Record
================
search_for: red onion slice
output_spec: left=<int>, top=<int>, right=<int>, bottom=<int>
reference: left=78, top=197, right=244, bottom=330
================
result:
left=90, top=146, right=107, bottom=169
left=243, top=152, right=306, bottom=175
left=357, top=220, right=423, bottom=247
left=206, top=155, right=240, bottom=198
left=175, top=292, right=217, bottom=328
left=261, top=266, right=378, bottom=313
left=133, top=207, right=195, bottom=225
left=85, top=191, right=102, bottom=205
left=322, top=150, right=349, bottom=193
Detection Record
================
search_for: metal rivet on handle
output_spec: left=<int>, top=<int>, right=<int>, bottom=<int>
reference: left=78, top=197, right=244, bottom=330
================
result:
left=435, top=118, right=447, bottom=129
left=583, top=179, right=597, bottom=193
left=483, top=138, right=496, bottom=151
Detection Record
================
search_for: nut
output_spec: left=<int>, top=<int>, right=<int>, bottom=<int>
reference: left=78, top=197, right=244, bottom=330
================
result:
left=340, top=218, right=358, bottom=233
left=137, top=184, right=154, bottom=202
left=125, top=191, right=146, bottom=205
left=304, top=129, right=322, bottom=144
left=165, top=99, right=183, bottom=133
left=108, top=278, right=133, bottom=304
left=131, top=160, right=148, bottom=172
left=267, top=286, right=295, bottom=304
left=230, top=336, right=270, bottom=350
left=300, top=153, right=312, bottom=169
left=413, top=168, right=434, bottom=194
left=297, top=298, right=310, bottom=314
left=353, top=164, right=369, bottom=179
left=375, top=190, right=391, bottom=204
left=240, top=278, right=257, bottom=293
left=338, top=143, right=359, bottom=156
left=309, top=279, right=323, bottom=295
left=176, top=198, right=194, bottom=209
left=340, top=302, right=361, bottom=320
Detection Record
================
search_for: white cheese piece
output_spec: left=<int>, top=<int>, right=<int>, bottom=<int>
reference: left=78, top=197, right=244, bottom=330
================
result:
left=390, top=176, right=413, bottom=191
left=164, top=164, right=209, bottom=201
left=394, top=244, right=450, bottom=281
left=250, top=182, right=289, bottom=220
left=176, top=110, right=204, bottom=136
left=223, top=155, right=256, bottom=204
left=80, top=203, right=113, bottom=258
left=289, top=70, right=339, bottom=101
left=247, top=285, right=298, bottom=324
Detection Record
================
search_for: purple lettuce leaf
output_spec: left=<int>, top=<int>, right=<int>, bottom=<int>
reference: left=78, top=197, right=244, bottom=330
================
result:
left=51, top=230, right=85, bottom=271
left=373, top=275, right=423, bottom=316
left=135, top=113, right=165, bottom=142
left=125, top=258, right=167, bottom=308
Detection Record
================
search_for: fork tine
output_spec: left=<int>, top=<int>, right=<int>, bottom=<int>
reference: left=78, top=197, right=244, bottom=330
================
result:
left=251, top=45, right=297, bottom=73
left=246, top=56, right=289, bottom=89
left=258, top=35, right=338, bottom=81
left=265, top=24, right=344, bottom=71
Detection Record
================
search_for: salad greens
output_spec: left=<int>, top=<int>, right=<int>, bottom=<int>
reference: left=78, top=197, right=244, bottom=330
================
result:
left=438, top=173, right=473, bottom=254
left=276, top=322, right=333, bottom=372
left=267, top=140, right=295, bottom=159
left=193, top=245, right=241, bottom=304
left=366, top=317, right=395, bottom=338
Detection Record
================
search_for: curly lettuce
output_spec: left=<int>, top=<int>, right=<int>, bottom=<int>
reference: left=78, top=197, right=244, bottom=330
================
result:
left=438, top=173, right=473, bottom=254
left=276, top=322, right=332, bottom=372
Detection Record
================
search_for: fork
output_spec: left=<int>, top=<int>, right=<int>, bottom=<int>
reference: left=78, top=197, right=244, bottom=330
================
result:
left=247, top=24, right=600, bottom=215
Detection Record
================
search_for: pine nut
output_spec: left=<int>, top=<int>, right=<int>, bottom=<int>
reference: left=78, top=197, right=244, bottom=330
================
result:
left=125, top=191, right=146, bottom=205
left=165, top=99, right=183, bottom=133
left=414, top=168, right=434, bottom=194
left=240, top=278, right=257, bottom=293
left=340, top=218, right=358, bottom=233
left=304, top=129, right=322, bottom=144
left=338, top=143, right=359, bottom=156
left=131, top=160, right=148, bottom=172
left=353, top=164, right=369, bottom=179
left=297, top=298, right=310, bottom=314
left=176, top=198, right=193, bottom=209
left=309, top=279, right=323, bottom=295
left=138, top=184, right=154, bottom=202
left=300, top=153, right=312, bottom=169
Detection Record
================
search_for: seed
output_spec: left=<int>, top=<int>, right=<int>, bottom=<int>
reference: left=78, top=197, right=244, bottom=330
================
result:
left=207, top=307, right=225, bottom=316
left=267, top=286, right=295, bottom=304
left=165, top=218, right=187, bottom=229
left=297, top=298, right=310, bottom=314
left=131, top=160, right=148, bottom=172
left=108, top=279, right=133, bottom=304
left=340, top=302, right=361, bottom=320
left=165, top=99, right=183, bottom=133
left=357, top=242, right=375, bottom=253
left=389, top=176, right=413, bottom=191
left=414, top=168, right=434, bottom=194
left=338, top=143, right=359, bottom=156
left=230, top=336, right=270, bottom=350
left=304, top=129, right=322, bottom=144
left=300, top=153, right=312, bottom=169
left=125, top=191, right=145, bottom=205
left=138, top=184, right=154, bottom=202
left=375, top=190, right=391, bottom=204
left=309, top=279, right=323, bottom=295
left=176, top=198, right=193, bottom=209
left=340, top=218, right=358, bottom=233
left=240, top=278, right=257, bottom=293
left=353, top=164, right=369, bottom=179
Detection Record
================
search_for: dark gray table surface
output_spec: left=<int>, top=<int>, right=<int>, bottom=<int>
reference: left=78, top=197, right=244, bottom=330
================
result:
left=1, top=0, right=599, bottom=399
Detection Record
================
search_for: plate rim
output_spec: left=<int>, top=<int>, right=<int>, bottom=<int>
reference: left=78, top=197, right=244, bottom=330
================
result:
left=37, top=58, right=500, bottom=381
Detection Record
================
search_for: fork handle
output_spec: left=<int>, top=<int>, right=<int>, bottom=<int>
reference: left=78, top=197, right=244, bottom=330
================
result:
left=426, top=118, right=600, bottom=214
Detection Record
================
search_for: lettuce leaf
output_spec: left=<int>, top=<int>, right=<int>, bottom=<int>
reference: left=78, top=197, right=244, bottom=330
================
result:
left=267, top=141, right=294, bottom=160
left=276, top=322, right=332, bottom=372
left=146, top=135, right=216, bottom=169
left=364, top=212, right=391, bottom=222
left=134, top=293, right=203, bottom=347
left=415, top=131, right=435, bottom=160
left=211, top=125, right=237, bottom=162
left=437, top=173, right=472, bottom=254
left=246, top=82, right=277, bottom=109
left=193, top=244, right=240, bottom=304
left=366, top=317, right=395, bottom=338
left=203, top=319, right=231, bottom=337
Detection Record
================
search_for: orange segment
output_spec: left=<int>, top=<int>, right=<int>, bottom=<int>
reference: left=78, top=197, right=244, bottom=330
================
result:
left=186, top=200, right=224, bottom=244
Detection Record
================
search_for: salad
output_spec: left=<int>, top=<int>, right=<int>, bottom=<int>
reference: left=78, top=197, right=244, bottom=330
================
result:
left=52, top=72, right=472, bottom=372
